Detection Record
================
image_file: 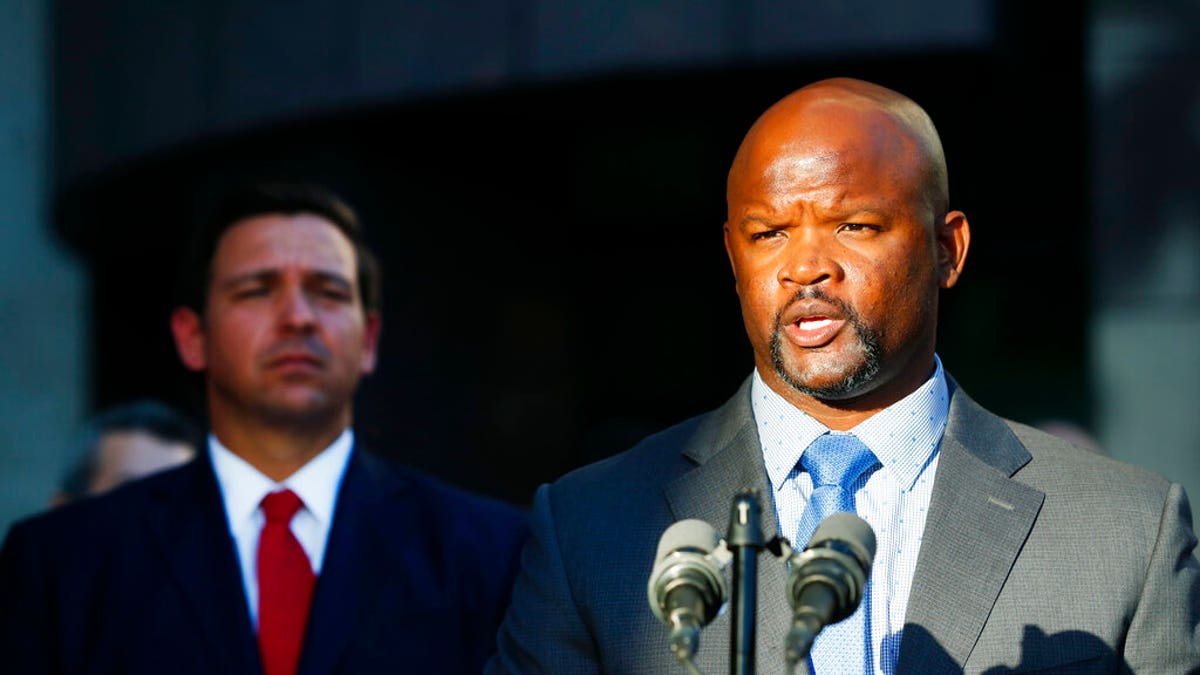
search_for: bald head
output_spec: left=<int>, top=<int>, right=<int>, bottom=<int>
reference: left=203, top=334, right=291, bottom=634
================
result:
left=729, top=77, right=949, bottom=219
left=721, top=77, right=970, bottom=425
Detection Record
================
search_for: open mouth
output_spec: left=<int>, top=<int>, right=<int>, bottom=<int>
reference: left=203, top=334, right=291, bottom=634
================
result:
left=786, top=313, right=847, bottom=348
left=798, top=317, right=834, bottom=331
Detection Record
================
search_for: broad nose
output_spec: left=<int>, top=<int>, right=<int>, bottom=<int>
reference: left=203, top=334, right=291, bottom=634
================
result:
left=777, top=229, right=842, bottom=288
left=278, top=283, right=317, bottom=331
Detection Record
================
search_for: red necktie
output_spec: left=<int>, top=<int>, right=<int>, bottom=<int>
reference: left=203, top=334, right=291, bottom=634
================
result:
left=257, top=489, right=315, bottom=675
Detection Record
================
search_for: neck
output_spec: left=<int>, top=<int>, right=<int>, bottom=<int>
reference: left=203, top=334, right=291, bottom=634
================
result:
left=773, top=355, right=938, bottom=431
left=208, top=410, right=349, bottom=482
left=791, top=400, right=883, bottom=431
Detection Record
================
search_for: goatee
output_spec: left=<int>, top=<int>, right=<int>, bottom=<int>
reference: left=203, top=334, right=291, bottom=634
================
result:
left=769, top=288, right=883, bottom=400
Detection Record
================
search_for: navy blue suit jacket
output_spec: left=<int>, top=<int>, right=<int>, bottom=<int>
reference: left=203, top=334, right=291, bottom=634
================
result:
left=0, top=444, right=529, bottom=675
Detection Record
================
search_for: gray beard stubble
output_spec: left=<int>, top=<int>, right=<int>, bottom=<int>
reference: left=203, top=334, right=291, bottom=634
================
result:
left=769, top=288, right=884, bottom=400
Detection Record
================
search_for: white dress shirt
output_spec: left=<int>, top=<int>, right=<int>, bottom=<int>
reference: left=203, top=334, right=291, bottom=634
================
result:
left=754, top=355, right=949, bottom=674
left=208, top=429, right=354, bottom=629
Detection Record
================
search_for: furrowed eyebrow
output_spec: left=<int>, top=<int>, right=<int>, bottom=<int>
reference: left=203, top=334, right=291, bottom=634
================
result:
left=218, top=270, right=279, bottom=289
left=309, top=270, right=353, bottom=289
left=738, top=214, right=782, bottom=228
left=839, top=208, right=889, bottom=219
left=217, top=269, right=353, bottom=290
left=736, top=207, right=892, bottom=229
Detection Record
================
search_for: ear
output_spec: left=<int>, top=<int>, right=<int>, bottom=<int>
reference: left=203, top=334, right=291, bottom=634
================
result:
left=170, top=307, right=208, bottom=372
left=723, top=222, right=741, bottom=294
left=359, top=311, right=382, bottom=375
left=936, top=210, right=970, bottom=289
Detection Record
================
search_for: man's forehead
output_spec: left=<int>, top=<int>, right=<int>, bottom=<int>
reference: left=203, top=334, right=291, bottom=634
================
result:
left=744, top=136, right=917, bottom=192
left=762, top=148, right=844, bottom=192
left=211, top=212, right=357, bottom=275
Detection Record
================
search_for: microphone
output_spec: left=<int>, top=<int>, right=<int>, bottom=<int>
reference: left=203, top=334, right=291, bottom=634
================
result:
left=647, top=519, right=732, bottom=665
left=784, top=512, right=876, bottom=668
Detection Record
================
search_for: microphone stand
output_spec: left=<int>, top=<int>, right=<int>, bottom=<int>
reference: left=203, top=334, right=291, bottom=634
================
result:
left=726, top=490, right=764, bottom=675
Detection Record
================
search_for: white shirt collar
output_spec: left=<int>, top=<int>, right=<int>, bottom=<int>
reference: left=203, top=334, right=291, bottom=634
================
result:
left=755, top=355, right=949, bottom=492
left=208, top=428, right=354, bottom=527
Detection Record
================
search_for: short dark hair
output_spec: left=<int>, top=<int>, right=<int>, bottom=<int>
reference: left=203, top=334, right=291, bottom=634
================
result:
left=58, top=399, right=202, bottom=500
left=176, top=180, right=383, bottom=315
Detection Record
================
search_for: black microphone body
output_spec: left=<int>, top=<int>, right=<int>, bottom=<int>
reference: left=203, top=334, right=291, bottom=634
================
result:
left=662, top=584, right=707, bottom=661
left=784, top=512, right=877, bottom=668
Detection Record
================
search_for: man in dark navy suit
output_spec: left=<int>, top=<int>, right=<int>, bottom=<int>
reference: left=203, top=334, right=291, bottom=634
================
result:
left=0, top=180, right=529, bottom=675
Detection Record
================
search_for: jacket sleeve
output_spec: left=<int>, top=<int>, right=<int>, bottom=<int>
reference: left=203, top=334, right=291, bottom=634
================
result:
left=0, top=519, right=55, bottom=675
left=1124, top=482, right=1200, bottom=673
left=486, top=483, right=601, bottom=675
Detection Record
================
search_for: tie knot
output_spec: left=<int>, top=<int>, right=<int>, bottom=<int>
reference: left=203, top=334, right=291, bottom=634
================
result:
left=261, top=489, right=304, bottom=524
left=800, top=433, right=879, bottom=489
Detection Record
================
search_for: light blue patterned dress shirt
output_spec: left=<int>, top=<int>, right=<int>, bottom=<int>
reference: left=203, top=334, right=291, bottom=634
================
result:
left=754, top=355, right=950, bottom=674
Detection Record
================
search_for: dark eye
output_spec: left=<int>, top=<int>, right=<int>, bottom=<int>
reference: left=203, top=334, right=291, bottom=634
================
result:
left=750, top=230, right=785, bottom=241
left=838, top=222, right=879, bottom=233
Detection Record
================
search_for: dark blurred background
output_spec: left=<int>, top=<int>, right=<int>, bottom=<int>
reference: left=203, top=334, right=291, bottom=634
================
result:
left=2, top=0, right=1196, bottom=531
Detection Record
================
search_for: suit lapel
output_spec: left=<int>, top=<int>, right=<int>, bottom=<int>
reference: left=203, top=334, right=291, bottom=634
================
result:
left=145, top=456, right=261, bottom=674
left=896, top=383, right=1044, bottom=672
left=664, top=378, right=795, bottom=672
left=298, top=447, right=412, bottom=675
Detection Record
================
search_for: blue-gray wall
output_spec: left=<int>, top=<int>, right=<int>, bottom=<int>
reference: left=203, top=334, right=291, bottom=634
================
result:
left=0, top=0, right=86, bottom=535
left=1090, top=0, right=1200, bottom=508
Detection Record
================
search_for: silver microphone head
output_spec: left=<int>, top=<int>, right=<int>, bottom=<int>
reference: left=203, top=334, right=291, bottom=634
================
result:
left=786, top=511, right=876, bottom=623
left=647, top=518, right=730, bottom=626
left=806, top=512, right=876, bottom=566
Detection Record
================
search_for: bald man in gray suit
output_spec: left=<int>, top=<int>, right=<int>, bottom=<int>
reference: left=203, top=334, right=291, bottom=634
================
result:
left=487, top=77, right=1200, bottom=674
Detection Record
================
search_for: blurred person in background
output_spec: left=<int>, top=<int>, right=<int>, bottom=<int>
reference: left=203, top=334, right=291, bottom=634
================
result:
left=49, top=398, right=200, bottom=507
left=0, top=180, right=529, bottom=675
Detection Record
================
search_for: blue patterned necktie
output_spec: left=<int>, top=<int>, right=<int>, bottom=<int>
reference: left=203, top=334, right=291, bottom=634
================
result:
left=796, top=432, right=880, bottom=674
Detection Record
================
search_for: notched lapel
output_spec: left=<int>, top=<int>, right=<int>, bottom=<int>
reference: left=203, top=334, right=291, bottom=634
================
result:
left=897, top=387, right=1044, bottom=673
left=663, top=380, right=795, bottom=674
left=664, top=422, right=775, bottom=550
left=145, top=458, right=261, bottom=674
left=298, top=449, right=414, bottom=675
left=666, top=377, right=773, bottom=538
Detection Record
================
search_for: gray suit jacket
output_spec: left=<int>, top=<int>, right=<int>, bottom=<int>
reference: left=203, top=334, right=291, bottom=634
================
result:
left=488, top=376, right=1200, bottom=674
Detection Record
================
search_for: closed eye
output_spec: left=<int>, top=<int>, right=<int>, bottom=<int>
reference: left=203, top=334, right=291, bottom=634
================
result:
left=319, top=288, right=353, bottom=301
left=233, top=286, right=270, bottom=299
left=311, top=277, right=354, bottom=302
